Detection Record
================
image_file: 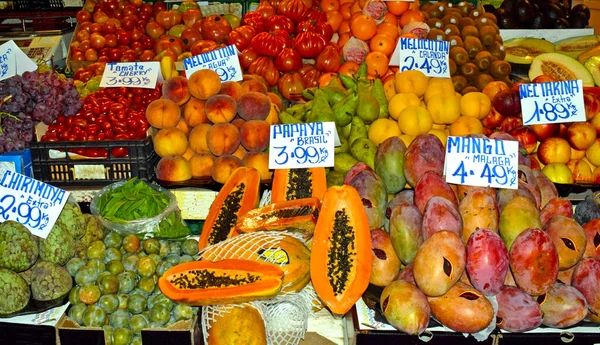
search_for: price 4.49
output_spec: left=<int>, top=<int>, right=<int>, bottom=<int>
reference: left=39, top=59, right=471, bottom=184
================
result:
left=401, top=56, right=448, bottom=75
left=452, top=161, right=516, bottom=187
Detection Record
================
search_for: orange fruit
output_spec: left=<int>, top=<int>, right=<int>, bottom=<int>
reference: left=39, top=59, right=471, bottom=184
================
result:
left=399, top=9, right=425, bottom=28
left=376, top=22, right=399, bottom=39
left=326, top=10, right=343, bottom=31
left=365, top=51, right=389, bottom=77
left=350, top=15, right=378, bottom=41
left=382, top=12, right=398, bottom=25
left=339, top=2, right=353, bottom=19
left=369, top=33, right=396, bottom=56
left=319, top=73, right=340, bottom=87
left=339, top=20, right=351, bottom=35
left=321, top=0, right=339, bottom=12
left=337, top=32, right=351, bottom=49
left=386, top=1, right=410, bottom=16
left=338, top=61, right=360, bottom=76
left=350, top=0, right=362, bottom=14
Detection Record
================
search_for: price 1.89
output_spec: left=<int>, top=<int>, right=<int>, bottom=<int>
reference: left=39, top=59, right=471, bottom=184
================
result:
left=0, top=195, right=46, bottom=229
left=451, top=161, right=517, bottom=188
left=273, top=145, right=328, bottom=166
left=401, top=56, right=448, bottom=75
left=524, top=100, right=573, bottom=125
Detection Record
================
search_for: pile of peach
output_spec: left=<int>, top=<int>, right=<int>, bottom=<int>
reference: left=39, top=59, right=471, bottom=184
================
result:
left=146, top=70, right=280, bottom=183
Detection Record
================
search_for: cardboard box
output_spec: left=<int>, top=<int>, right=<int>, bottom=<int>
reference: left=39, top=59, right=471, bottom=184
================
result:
left=0, top=149, right=33, bottom=177
left=56, top=313, right=201, bottom=345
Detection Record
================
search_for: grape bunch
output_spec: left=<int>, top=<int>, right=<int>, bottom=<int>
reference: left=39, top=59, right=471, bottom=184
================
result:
left=0, top=70, right=83, bottom=154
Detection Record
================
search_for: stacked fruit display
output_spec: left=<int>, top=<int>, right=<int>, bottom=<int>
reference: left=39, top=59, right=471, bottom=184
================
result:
left=147, top=69, right=280, bottom=183
left=492, top=0, right=591, bottom=29
left=0, top=201, right=104, bottom=315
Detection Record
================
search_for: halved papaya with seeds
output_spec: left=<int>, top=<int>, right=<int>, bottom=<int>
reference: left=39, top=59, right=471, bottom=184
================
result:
left=198, top=167, right=261, bottom=250
left=236, top=197, right=321, bottom=236
left=310, top=185, right=372, bottom=315
left=271, top=167, right=327, bottom=203
left=158, top=259, right=284, bottom=306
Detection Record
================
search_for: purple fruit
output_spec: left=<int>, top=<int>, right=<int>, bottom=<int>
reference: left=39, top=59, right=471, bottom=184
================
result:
left=404, top=134, right=445, bottom=188
left=496, top=286, right=543, bottom=332
left=386, top=190, right=414, bottom=220
left=422, top=196, right=462, bottom=240
left=413, top=171, right=458, bottom=214
left=389, top=203, right=423, bottom=265
left=572, top=257, right=600, bottom=322
left=348, top=170, right=387, bottom=230
left=466, top=229, right=509, bottom=296
left=539, top=283, right=587, bottom=328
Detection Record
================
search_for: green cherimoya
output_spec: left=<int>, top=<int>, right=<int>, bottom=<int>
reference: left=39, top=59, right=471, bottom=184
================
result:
left=30, top=261, right=73, bottom=301
left=57, top=201, right=87, bottom=240
left=80, top=214, right=108, bottom=247
left=0, top=268, right=30, bottom=314
left=0, top=220, right=39, bottom=272
left=39, top=223, right=74, bottom=266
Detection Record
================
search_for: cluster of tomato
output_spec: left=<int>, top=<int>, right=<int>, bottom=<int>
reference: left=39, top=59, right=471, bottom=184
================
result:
left=40, top=86, right=161, bottom=158
left=227, top=0, right=339, bottom=100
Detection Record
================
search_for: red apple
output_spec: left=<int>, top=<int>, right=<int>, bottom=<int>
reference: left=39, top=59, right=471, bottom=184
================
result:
left=509, top=126, right=538, bottom=154
left=531, top=75, right=559, bottom=84
left=492, top=89, right=521, bottom=117
left=530, top=123, right=560, bottom=141
left=482, top=107, right=505, bottom=129
left=500, top=116, right=523, bottom=133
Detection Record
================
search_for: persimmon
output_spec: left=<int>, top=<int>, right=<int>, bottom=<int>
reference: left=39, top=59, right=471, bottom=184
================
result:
left=376, top=22, right=399, bottom=39
left=369, top=33, right=396, bottom=56
left=326, top=10, right=343, bottom=31
left=350, top=15, right=377, bottom=41
left=339, top=2, right=353, bottom=20
left=386, top=1, right=410, bottom=16
left=399, top=9, right=425, bottom=27
left=350, top=1, right=362, bottom=14
left=339, top=20, right=351, bottom=35
left=321, top=0, right=339, bottom=11
left=318, top=73, right=340, bottom=87
left=382, top=12, right=398, bottom=25
left=365, top=51, right=389, bottom=77
left=338, top=61, right=360, bottom=76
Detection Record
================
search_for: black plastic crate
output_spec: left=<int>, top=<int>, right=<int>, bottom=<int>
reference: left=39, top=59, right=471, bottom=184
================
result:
left=29, top=137, right=158, bottom=187
left=0, top=322, right=56, bottom=345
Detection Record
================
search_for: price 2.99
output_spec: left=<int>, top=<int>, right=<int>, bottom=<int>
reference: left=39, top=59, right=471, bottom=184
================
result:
left=273, top=146, right=328, bottom=166
left=0, top=195, right=45, bottom=229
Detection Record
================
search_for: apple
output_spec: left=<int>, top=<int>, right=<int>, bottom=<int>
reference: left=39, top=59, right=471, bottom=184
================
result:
left=537, top=137, right=572, bottom=165
left=492, top=89, right=521, bottom=117
left=567, top=122, right=597, bottom=150
left=481, top=107, right=505, bottom=129
left=530, top=123, right=560, bottom=141
left=500, top=116, right=523, bottom=133
left=509, top=126, right=538, bottom=154
left=531, top=75, right=559, bottom=84
left=584, top=93, right=600, bottom=121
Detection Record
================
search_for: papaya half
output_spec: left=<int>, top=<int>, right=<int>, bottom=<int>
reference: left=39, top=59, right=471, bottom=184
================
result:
left=236, top=197, right=321, bottom=236
left=271, top=167, right=327, bottom=203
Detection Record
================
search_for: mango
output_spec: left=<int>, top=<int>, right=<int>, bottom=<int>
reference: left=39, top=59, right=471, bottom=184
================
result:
left=395, top=264, right=416, bottom=285
left=459, top=188, right=499, bottom=244
left=544, top=215, right=586, bottom=270
left=348, top=170, right=387, bottom=230
left=496, top=286, right=543, bottom=332
left=386, top=190, right=414, bottom=221
left=539, top=198, right=574, bottom=225
left=375, top=137, right=407, bottom=194
left=389, top=203, right=423, bottom=265
left=422, top=196, right=462, bottom=240
left=518, top=165, right=542, bottom=209
left=572, top=257, right=600, bottom=322
left=499, top=196, right=542, bottom=250
left=404, top=134, right=445, bottom=187
left=532, top=170, right=559, bottom=208
left=582, top=219, right=600, bottom=258
left=370, top=229, right=401, bottom=287
left=427, top=282, right=494, bottom=333
left=557, top=266, right=575, bottom=285
left=466, top=229, right=509, bottom=296
left=540, top=283, right=587, bottom=328
left=380, top=280, right=430, bottom=335
left=413, top=230, right=465, bottom=297
left=343, top=162, right=372, bottom=185
left=414, top=171, right=458, bottom=214
left=510, top=228, right=559, bottom=296
left=496, top=185, right=537, bottom=215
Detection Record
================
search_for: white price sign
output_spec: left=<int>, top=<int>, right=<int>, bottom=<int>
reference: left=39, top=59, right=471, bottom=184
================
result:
left=100, top=61, right=160, bottom=89
left=393, top=37, right=450, bottom=77
left=519, top=80, right=586, bottom=125
left=444, top=136, right=519, bottom=189
left=268, top=122, right=336, bottom=169
left=0, top=40, right=37, bottom=81
left=183, top=45, right=243, bottom=82
left=0, top=170, right=69, bottom=239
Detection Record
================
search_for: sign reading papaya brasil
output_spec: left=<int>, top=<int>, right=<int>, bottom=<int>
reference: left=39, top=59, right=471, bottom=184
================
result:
left=396, top=37, right=450, bottom=78
left=444, top=136, right=519, bottom=189
left=519, top=80, right=586, bottom=125
left=183, top=44, right=243, bottom=82
left=0, top=40, right=37, bottom=81
left=100, top=61, right=160, bottom=89
left=0, top=169, right=69, bottom=238
left=269, top=122, right=336, bottom=169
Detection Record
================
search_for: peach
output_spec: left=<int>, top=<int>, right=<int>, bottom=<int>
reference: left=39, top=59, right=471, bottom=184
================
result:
left=188, top=69, right=221, bottom=100
left=146, top=99, right=181, bottom=129
left=182, top=147, right=194, bottom=161
left=218, top=81, right=244, bottom=101
left=389, top=93, right=421, bottom=120
left=211, top=155, right=243, bottom=184
left=231, top=118, right=246, bottom=130
left=241, top=77, right=268, bottom=94
left=175, top=118, right=190, bottom=135
left=590, top=111, right=600, bottom=135
left=264, top=103, right=280, bottom=126
left=156, top=156, right=192, bottom=182
left=188, top=123, right=211, bottom=154
left=395, top=70, right=428, bottom=97
left=162, top=75, right=191, bottom=106
left=184, top=97, right=209, bottom=127
left=232, top=144, right=247, bottom=160
left=268, top=92, right=283, bottom=110
left=538, top=137, right=572, bottom=165
left=397, top=106, right=433, bottom=136
left=205, top=94, right=237, bottom=123
left=206, top=122, right=241, bottom=156
left=189, top=153, right=215, bottom=178
left=450, top=116, right=484, bottom=136
left=427, top=93, right=461, bottom=125
left=567, top=122, right=597, bottom=151
left=481, top=81, right=509, bottom=101
left=460, top=92, right=491, bottom=119
left=242, top=152, right=272, bottom=180
left=239, top=120, right=270, bottom=152
left=567, top=158, right=594, bottom=184
left=153, top=127, right=188, bottom=157
left=424, top=78, right=455, bottom=103
left=586, top=138, right=600, bottom=167
left=237, top=92, right=272, bottom=121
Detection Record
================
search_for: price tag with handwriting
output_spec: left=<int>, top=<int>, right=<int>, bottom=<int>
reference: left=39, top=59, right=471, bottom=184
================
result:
left=0, top=170, right=70, bottom=238
left=100, top=61, right=160, bottom=89
left=269, top=122, right=335, bottom=169
left=183, top=45, right=243, bottom=82
left=0, top=40, right=37, bottom=81
left=520, top=80, right=586, bottom=125
left=397, top=37, right=450, bottom=78
left=444, top=136, right=519, bottom=189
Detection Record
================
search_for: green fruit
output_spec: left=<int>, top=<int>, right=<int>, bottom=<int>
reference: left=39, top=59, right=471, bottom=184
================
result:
left=333, top=152, right=359, bottom=173
left=348, top=116, right=368, bottom=146
left=80, top=214, right=107, bottom=247
left=103, top=325, right=114, bottom=345
left=87, top=240, right=107, bottom=260
left=57, top=201, right=87, bottom=240
left=178, top=255, right=194, bottom=264
left=142, top=238, right=160, bottom=255
left=68, top=303, right=87, bottom=325
left=374, top=136, right=407, bottom=194
left=0, top=220, right=38, bottom=272
left=326, top=170, right=346, bottom=188
left=584, top=56, right=600, bottom=87
left=181, top=238, right=198, bottom=256
left=31, top=261, right=73, bottom=301
left=136, top=257, right=157, bottom=277
left=356, top=92, right=380, bottom=124
left=104, top=248, right=122, bottom=263
left=148, top=293, right=174, bottom=311
left=117, top=271, right=137, bottom=294
left=79, top=285, right=101, bottom=305
left=130, top=314, right=149, bottom=335
left=66, top=257, right=87, bottom=277
left=107, top=260, right=125, bottom=276
left=0, top=268, right=30, bottom=314
left=110, top=309, right=130, bottom=328
left=149, top=304, right=170, bottom=326
left=156, top=261, right=173, bottom=277
left=138, top=276, right=156, bottom=294
left=118, top=294, right=128, bottom=310
left=128, top=294, right=147, bottom=314
left=83, top=305, right=106, bottom=327
left=103, top=231, right=123, bottom=249
left=165, top=254, right=181, bottom=266
left=98, top=294, right=119, bottom=314
left=87, top=258, right=106, bottom=273
left=529, top=53, right=595, bottom=87
left=131, top=336, right=142, bottom=345
left=75, top=266, right=99, bottom=286
left=99, top=274, right=120, bottom=295
left=123, top=254, right=140, bottom=273
left=69, top=286, right=82, bottom=305
left=172, top=304, right=195, bottom=321
left=113, top=327, right=133, bottom=345
left=39, top=223, right=74, bottom=265
left=350, top=137, right=377, bottom=170
left=503, top=37, right=555, bottom=64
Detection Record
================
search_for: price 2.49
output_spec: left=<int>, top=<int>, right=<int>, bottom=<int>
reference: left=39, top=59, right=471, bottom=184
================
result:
left=524, top=100, right=573, bottom=125
left=401, top=56, right=448, bottom=75
left=451, top=161, right=517, bottom=187
left=273, top=145, right=328, bottom=166
left=0, top=195, right=46, bottom=229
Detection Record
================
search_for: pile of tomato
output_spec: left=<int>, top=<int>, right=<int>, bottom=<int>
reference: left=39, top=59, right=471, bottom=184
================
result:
left=40, top=86, right=161, bottom=158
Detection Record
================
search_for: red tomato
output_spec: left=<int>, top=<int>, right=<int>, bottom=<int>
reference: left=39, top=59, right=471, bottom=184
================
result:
left=89, top=23, right=102, bottom=34
left=116, top=29, right=132, bottom=45
left=190, top=40, right=217, bottom=56
left=265, top=15, right=295, bottom=34
left=180, top=28, right=203, bottom=50
left=298, top=64, right=321, bottom=88
left=76, top=29, right=90, bottom=42
left=278, top=72, right=305, bottom=101
left=248, top=56, right=279, bottom=87
left=154, top=35, right=185, bottom=56
left=84, top=48, right=98, bottom=61
left=255, top=0, right=275, bottom=18
left=293, top=31, right=326, bottom=58
left=315, top=42, right=341, bottom=73
left=201, top=15, right=232, bottom=43
left=241, top=11, right=266, bottom=33
left=227, top=25, right=256, bottom=51
left=275, top=48, right=302, bottom=72
left=296, top=20, right=333, bottom=42
left=183, top=8, right=202, bottom=28
left=239, top=47, right=259, bottom=69
left=76, top=10, right=91, bottom=23
left=145, top=21, right=165, bottom=40
left=306, top=8, right=327, bottom=22
left=278, top=0, right=309, bottom=23
left=90, top=34, right=106, bottom=50
left=155, top=9, right=182, bottom=30
left=102, top=21, right=116, bottom=34
left=108, top=47, right=122, bottom=61
left=251, top=30, right=290, bottom=58
left=105, top=34, right=117, bottom=47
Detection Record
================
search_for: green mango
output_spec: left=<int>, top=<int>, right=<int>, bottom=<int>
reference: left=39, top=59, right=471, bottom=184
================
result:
left=348, top=116, right=368, bottom=146
left=334, top=152, right=359, bottom=173
left=306, top=89, right=335, bottom=123
left=356, top=92, right=380, bottom=124
left=350, top=137, right=377, bottom=170
left=372, top=78, right=389, bottom=119
left=333, top=93, right=358, bottom=127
